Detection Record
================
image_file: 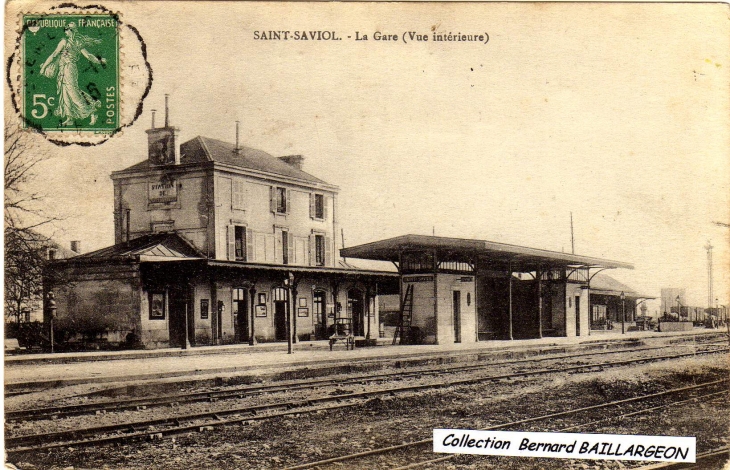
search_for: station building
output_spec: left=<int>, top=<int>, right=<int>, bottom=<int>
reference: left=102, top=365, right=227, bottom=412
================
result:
left=45, top=106, right=639, bottom=350
left=46, top=113, right=397, bottom=349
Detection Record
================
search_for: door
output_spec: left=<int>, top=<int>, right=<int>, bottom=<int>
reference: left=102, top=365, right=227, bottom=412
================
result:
left=233, top=288, right=248, bottom=343
left=168, top=288, right=189, bottom=348
left=453, top=290, right=462, bottom=343
left=274, top=301, right=287, bottom=341
left=348, top=290, right=364, bottom=336
left=575, top=295, right=581, bottom=336
left=313, top=291, right=327, bottom=339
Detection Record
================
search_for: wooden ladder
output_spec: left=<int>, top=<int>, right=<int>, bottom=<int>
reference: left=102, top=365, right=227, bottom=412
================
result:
left=393, top=284, right=414, bottom=345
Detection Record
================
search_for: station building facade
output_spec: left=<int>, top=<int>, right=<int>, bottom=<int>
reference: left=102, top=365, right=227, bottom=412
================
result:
left=47, top=118, right=397, bottom=349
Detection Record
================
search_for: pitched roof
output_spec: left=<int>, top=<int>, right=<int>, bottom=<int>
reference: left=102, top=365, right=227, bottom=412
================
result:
left=590, top=273, right=654, bottom=298
left=119, top=136, right=334, bottom=187
left=340, top=234, right=633, bottom=271
left=74, top=233, right=203, bottom=261
left=590, top=273, right=637, bottom=296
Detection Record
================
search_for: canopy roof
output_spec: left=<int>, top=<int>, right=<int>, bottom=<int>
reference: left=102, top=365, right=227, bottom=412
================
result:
left=74, top=233, right=204, bottom=262
left=340, top=234, right=633, bottom=271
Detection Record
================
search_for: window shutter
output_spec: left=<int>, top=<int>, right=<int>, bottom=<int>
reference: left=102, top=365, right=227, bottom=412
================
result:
left=226, top=225, right=235, bottom=260
left=324, top=196, right=330, bottom=220
left=269, top=186, right=275, bottom=213
left=325, top=236, right=332, bottom=267
left=287, top=232, right=294, bottom=265
left=309, top=193, right=315, bottom=219
left=286, top=189, right=292, bottom=213
left=274, top=229, right=281, bottom=263
left=308, top=234, right=315, bottom=266
left=246, top=229, right=254, bottom=262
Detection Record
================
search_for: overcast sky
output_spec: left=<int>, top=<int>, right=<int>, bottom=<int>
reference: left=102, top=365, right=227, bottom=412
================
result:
left=5, top=2, right=729, bottom=310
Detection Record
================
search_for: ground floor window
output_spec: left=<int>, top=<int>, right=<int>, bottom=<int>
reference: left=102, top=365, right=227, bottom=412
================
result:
left=591, top=304, right=608, bottom=329
left=149, top=292, right=166, bottom=320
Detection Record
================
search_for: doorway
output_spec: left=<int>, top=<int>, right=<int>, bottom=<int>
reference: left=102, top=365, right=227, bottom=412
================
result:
left=575, top=295, right=581, bottom=336
left=168, top=287, right=189, bottom=348
left=272, top=286, right=288, bottom=341
left=348, top=289, right=364, bottom=336
left=453, top=290, right=462, bottom=343
left=313, top=290, right=327, bottom=339
left=233, top=288, right=248, bottom=343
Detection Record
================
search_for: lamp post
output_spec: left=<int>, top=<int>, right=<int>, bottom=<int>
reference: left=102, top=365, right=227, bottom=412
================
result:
left=285, top=273, right=294, bottom=354
left=620, top=291, right=625, bottom=334
left=47, top=292, right=57, bottom=353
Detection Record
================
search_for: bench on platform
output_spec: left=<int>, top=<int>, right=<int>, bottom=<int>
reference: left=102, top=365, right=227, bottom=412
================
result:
left=328, top=317, right=354, bottom=351
left=4, top=338, right=25, bottom=354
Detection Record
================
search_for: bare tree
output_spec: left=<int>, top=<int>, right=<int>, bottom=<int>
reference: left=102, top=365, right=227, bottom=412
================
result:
left=4, top=124, right=59, bottom=324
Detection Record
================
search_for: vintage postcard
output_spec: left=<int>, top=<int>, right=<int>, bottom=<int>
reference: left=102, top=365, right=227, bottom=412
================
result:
left=3, top=2, right=729, bottom=469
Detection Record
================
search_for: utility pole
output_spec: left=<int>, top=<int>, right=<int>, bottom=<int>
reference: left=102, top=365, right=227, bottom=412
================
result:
left=341, top=228, right=346, bottom=264
left=570, top=212, right=575, bottom=254
left=705, top=240, right=713, bottom=314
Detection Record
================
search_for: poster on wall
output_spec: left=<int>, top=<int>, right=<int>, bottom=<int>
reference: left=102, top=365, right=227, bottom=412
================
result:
left=255, top=305, right=267, bottom=317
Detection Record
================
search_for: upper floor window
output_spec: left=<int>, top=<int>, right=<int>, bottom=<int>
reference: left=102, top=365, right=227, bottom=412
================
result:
left=315, top=234, right=325, bottom=266
left=235, top=226, right=246, bottom=261
left=270, top=186, right=290, bottom=214
left=228, top=225, right=248, bottom=261
left=310, top=193, right=327, bottom=220
left=276, top=187, right=287, bottom=213
left=232, top=179, right=245, bottom=210
left=281, top=230, right=289, bottom=265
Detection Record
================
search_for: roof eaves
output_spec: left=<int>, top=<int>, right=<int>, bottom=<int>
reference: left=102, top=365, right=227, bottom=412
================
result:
left=212, top=161, right=340, bottom=190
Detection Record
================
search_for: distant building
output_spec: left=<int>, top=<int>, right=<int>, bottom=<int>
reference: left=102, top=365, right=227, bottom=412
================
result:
left=660, top=288, right=686, bottom=316
left=5, top=236, right=78, bottom=324
left=587, top=274, right=654, bottom=330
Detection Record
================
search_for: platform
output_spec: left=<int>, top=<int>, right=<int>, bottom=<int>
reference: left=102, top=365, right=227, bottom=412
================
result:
left=4, top=328, right=726, bottom=392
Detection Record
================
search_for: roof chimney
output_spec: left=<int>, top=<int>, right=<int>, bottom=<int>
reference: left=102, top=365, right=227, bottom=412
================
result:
left=70, top=240, right=81, bottom=254
left=146, top=95, right=180, bottom=166
left=278, top=155, right=304, bottom=170
left=234, top=121, right=240, bottom=154
left=164, top=94, right=170, bottom=127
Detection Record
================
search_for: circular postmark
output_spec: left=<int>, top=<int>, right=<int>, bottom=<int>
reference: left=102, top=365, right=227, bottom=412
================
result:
left=7, top=3, right=152, bottom=146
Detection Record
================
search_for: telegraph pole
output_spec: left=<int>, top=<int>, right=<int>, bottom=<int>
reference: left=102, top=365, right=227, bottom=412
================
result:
left=570, top=212, right=575, bottom=254
left=705, top=241, right=713, bottom=315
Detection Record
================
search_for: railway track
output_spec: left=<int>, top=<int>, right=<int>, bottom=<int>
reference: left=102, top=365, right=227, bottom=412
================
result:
left=6, top=341, right=726, bottom=422
left=6, top=346, right=727, bottom=455
left=285, top=381, right=728, bottom=470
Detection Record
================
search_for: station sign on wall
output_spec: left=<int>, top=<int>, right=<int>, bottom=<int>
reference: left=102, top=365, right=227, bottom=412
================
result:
left=148, top=177, right=177, bottom=203
left=404, top=275, right=434, bottom=283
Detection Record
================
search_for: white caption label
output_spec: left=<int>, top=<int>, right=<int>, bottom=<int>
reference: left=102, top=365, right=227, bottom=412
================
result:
left=433, top=429, right=695, bottom=463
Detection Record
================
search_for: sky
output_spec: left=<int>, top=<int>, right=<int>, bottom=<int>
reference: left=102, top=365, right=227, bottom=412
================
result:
left=4, top=2, right=729, bottom=311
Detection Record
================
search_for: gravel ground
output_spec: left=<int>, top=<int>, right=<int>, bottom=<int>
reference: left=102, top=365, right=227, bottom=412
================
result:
left=8, top=355, right=727, bottom=470
left=6, top=345, right=720, bottom=439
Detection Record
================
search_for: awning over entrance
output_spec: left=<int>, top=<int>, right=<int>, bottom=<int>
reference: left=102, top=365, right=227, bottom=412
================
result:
left=340, top=234, right=633, bottom=271
left=72, top=233, right=205, bottom=262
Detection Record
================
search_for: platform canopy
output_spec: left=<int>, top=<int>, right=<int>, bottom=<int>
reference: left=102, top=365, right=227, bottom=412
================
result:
left=340, top=234, right=633, bottom=272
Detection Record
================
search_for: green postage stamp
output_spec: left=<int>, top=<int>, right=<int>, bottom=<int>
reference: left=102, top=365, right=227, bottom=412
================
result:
left=22, top=14, right=119, bottom=132
left=8, top=4, right=151, bottom=145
